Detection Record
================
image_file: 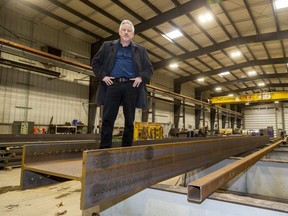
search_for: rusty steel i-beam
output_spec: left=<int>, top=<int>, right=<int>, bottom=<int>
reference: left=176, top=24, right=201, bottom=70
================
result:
left=21, top=136, right=270, bottom=215
left=81, top=136, right=269, bottom=213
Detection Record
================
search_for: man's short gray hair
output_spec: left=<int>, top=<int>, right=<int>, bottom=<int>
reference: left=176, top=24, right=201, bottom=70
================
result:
left=119, top=20, right=135, bottom=33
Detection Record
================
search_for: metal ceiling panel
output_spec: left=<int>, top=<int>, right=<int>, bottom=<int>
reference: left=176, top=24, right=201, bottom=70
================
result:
left=157, top=68, right=179, bottom=79
left=265, top=41, right=284, bottom=58
left=119, top=0, right=156, bottom=20
left=274, top=64, right=287, bottom=73
left=147, top=0, right=176, bottom=13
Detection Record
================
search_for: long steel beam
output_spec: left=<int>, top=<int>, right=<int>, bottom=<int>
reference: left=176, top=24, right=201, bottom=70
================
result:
left=187, top=138, right=283, bottom=203
left=20, top=137, right=224, bottom=189
left=21, top=136, right=270, bottom=215
left=0, top=134, right=99, bottom=148
left=81, top=136, right=269, bottom=213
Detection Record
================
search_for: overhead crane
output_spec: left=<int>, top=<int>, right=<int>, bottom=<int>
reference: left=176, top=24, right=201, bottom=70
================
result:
left=211, top=91, right=288, bottom=104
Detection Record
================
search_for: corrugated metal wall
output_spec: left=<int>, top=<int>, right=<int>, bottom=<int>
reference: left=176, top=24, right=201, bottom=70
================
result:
left=181, top=84, right=196, bottom=129
left=0, top=65, right=89, bottom=125
left=0, top=6, right=91, bottom=127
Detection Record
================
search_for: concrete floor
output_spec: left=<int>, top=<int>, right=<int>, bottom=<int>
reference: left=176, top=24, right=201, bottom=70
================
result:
left=0, top=168, right=182, bottom=216
left=0, top=168, right=83, bottom=216
left=3, top=165, right=287, bottom=216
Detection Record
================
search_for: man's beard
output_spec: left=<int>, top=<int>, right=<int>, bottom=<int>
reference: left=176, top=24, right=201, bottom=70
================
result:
left=122, top=36, right=130, bottom=42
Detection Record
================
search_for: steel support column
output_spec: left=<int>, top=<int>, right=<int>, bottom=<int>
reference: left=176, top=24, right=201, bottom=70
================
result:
left=195, top=89, right=202, bottom=129
left=230, top=104, right=236, bottom=129
left=151, top=92, right=156, bottom=122
left=210, top=107, right=216, bottom=131
left=142, top=92, right=151, bottom=122
left=173, top=82, right=181, bottom=129
left=182, top=101, right=186, bottom=129
left=88, top=76, right=98, bottom=134
left=88, top=41, right=103, bottom=133
left=236, top=105, right=242, bottom=128
left=222, top=105, right=227, bottom=128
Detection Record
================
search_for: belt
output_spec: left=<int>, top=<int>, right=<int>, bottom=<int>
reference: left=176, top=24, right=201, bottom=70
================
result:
left=114, top=77, right=132, bottom=83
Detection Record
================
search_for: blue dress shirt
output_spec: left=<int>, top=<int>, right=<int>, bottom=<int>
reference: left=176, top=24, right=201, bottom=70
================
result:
left=110, top=42, right=136, bottom=78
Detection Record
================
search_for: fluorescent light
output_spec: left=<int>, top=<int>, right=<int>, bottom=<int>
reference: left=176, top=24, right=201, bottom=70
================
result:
left=248, top=70, right=257, bottom=76
left=199, top=13, right=213, bottom=23
left=258, top=82, right=265, bottom=86
left=275, top=0, right=288, bottom=9
left=245, top=102, right=250, bottom=105
left=162, top=34, right=173, bottom=43
left=219, top=71, right=230, bottom=77
left=274, top=101, right=279, bottom=104
left=230, top=51, right=242, bottom=58
left=169, top=63, right=178, bottom=68
left=215, top=87, right=222, bottom=91
left=228, top=94, right=234, bottom=96
left=197, top=78, right=204, bottom=82
left=165, top=30, right=183, bottom=39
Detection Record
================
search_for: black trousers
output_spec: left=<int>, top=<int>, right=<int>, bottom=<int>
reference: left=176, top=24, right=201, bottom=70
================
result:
left=100, top=81, right=138, bottom=148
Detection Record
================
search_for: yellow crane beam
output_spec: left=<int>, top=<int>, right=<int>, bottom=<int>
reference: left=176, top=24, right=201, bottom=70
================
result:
left=211, top=91, right=288, bottom=104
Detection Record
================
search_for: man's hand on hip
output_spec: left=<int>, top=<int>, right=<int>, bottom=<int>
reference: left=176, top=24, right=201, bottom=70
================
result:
left=102, top=76, right=115, bottom=85
left=131, top=77, right=142, bottom=87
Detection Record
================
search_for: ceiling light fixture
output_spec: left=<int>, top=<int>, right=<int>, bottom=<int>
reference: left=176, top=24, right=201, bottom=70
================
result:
left=163, top=30, right=183, bottom=42
left=197, top=78, right=204, bottom=82
left=199, top=13, right=213, bottom=23
left=218, top=71, right=230, bottom=77
left=230, top=51, right=242, bottom=58
left=169, top=63, right=178, bottom=68
left=275, top=0, right=288, bottom=9
left=248, top=70, right=257, bottom=76
left=161, top=34, right=173, bottom=43
left=258, top=82, right=265, bottom=86
left=228, top=94, right=234, bottom=96
left=215, top=87, right=222, bottom=91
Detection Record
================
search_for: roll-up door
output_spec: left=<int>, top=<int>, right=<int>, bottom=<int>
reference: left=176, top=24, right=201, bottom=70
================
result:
left=244, top=105, right=276, bottom=132
left=284, top=103, right=288, bottom=132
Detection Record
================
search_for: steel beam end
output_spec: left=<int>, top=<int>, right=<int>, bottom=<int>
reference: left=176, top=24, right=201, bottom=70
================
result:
left=187, top=184, right=202, bottom=203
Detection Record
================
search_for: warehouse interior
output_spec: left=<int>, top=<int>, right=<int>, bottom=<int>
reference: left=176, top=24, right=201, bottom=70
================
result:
left=0, top=0, right=288, bottom=215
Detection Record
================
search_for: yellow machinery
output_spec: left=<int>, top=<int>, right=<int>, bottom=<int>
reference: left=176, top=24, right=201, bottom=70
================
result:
left=211, top=91, right=288, bottom=104
left=219, top=128, right=233, bottom=135
left=134, top=122, right=163, bottom=140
